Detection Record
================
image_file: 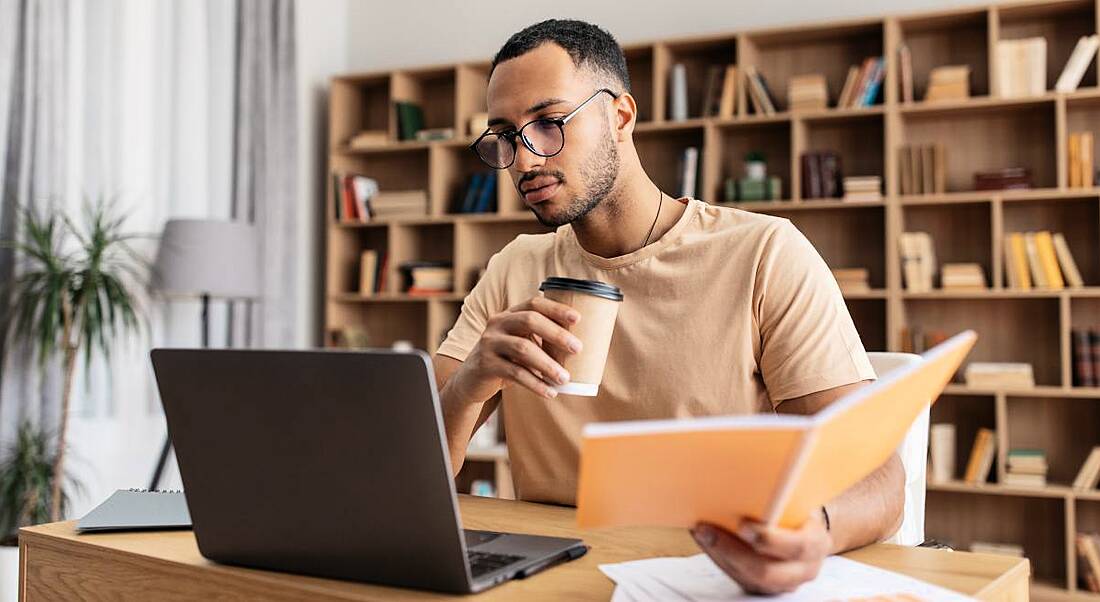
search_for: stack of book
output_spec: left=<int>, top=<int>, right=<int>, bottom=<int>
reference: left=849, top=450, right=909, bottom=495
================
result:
left=970, top=541, right=1024, bottom=557
left=924, top=65, right=971, bottom=101
left=1076, top=532, right=1100, bottom=593
left=940, top=263, right=986, bottom=291
left=996, top=37, right=1047, bottom=98
left=452, top=172, right=498, bottom=214
left=898, top=327, right=948, bottom=355
left=836, top=56, right=885, bottom=108
left=964, top=362, right=1035, bottom=390
left=744, top=65, right=779, bottom=115
left=348, top=130, right=388, bottom=149
left=963, top=427, right=997, bottom=484
left=1074, top=447, right=1100, bottom=491
left=415, top=127, right=455, bottom=142
left=1004, top=449, right=1047, bottom=488
left=841, top=176, right=882, bottom=202
left=394, top=101, right=425, bottom=141
left=787, top=74, right=828, bottom=111
left=1071, top=330, right=1100, bottom=387
left=899, top=231, right=936, bottom=293
left=1004, top=231, right=1084, bottom=291
left=1069, top=132, right=1095, bottom=188
left=399, top=261, right=454, bottom=296
left=974, top=167, right=1032, bottom=191
left=358, top=250, right=389, bottom=295
left=370, top=190, right=429, bottom=220
left=831, top=268, right=870, bottom=294
left=897, top=144, right=946, bottom=196
left=1055, top=35, right=1099, bottom=92
left=800, top=151, right=842, bottom=199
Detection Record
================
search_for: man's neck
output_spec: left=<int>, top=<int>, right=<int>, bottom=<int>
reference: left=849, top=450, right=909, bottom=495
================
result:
left=570, top=164, right=686, bottom=259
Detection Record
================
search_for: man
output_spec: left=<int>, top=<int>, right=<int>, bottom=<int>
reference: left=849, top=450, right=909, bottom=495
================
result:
left=433, top=19, right=903, bottom=594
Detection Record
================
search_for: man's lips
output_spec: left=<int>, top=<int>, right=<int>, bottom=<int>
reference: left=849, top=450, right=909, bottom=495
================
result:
left=522, top=181, right=562, bottom=204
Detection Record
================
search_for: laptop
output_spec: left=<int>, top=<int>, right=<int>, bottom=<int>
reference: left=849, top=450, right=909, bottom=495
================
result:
left=150, top=347, right=587, bottom=594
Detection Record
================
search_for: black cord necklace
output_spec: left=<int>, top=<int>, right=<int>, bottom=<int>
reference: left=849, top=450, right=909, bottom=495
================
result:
left=640, top=186, right=663, bottom=249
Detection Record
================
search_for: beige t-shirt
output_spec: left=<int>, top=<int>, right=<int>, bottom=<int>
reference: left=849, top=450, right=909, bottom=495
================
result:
left=437, top=198, right=875, bottom=505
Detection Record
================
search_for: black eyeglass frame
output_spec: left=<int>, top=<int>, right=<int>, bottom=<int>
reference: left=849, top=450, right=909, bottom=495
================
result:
left=469, top=88, right=621, bottom=169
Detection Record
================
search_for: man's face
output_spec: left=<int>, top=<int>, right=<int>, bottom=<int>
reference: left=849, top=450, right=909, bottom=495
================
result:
left=485, top=43, right=619, bottom=227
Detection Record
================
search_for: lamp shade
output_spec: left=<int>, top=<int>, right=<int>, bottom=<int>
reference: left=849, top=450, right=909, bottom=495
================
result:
left=152, top=219, right=261, bottom=299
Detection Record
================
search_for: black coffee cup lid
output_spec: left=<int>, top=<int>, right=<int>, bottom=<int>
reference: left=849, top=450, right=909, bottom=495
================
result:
left=539, top=277, right=623, bottom=301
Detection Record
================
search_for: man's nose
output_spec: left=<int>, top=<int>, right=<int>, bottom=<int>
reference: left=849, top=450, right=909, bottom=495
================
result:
left=513, top=137, right=546, bottom=173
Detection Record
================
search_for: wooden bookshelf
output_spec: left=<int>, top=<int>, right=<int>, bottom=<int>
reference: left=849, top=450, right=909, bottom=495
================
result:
left=325, top=1, right=1100, bottom=597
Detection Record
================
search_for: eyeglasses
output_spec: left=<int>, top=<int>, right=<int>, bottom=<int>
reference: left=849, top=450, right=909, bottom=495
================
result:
left=470, top=88, right=620, bottom=170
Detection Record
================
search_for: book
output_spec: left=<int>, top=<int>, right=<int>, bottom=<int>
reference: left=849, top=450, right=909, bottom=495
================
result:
left=831, top=267, right=870, bottom=294
left=1055, top=35, right=1100, bottom=92
left=669, top=63, right=688, bottom=121
left=899, top=231, right=935, bottom=293
left=996, top=38, right=1047, bottom=98
left=348, top=130, right=388, bottom=149
left=842, top=176, right=882, bottom=202
left=1035, top=231, right=1065, bottom=290
left=929, top=423, right=956, bottom=482
left=898, top=44, right=914, bottom=103
left=1093, top=329, right=1100, bottom=391
left=414, top=127, right=455, bottom=142
left=575, top=331, right=977, bottom=531
left=359, top=250, right=379, bottom=295
left=964, top=362, right=1035, bottom=390
left=1007, top=233, right=1032, bottom=290
left=925, top=65, right=970, bottom=101
left=1078, top=534, right=1100, bottom=593
left=787, top=74, right=828, bottom=111
left=940, top=263, right=986, bottom=291
left=838, top=65, right=860, bottom=108
left=801, top=152, right=823, bottom=199
left=1083, top=132, right=1095, bottom=188
left=700, top=65, right=725, bottom=117
left=77, top=489, right=191, bottom=532
left=1073, top=329, right=1096, bottom=387
left=1024, top=232, right=1048, bottom=289
left=394, top=101, right=425, bottom=141
left=963, top=427, right=996, bottom=484
left=1052, top=233, right=1084, bottom=288
left=745, top=65, right=777, bottom=115
left=1071, top=132, right=1083, bottom=188
left=1073, top=447, right=1100, bottom=490
left=678, top=147, right=699, bottom=199
left=717, top=66, right=738, bottom=119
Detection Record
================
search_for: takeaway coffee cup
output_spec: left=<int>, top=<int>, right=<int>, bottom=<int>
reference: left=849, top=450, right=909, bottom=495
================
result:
left=538, top=277, right=623, bottom=396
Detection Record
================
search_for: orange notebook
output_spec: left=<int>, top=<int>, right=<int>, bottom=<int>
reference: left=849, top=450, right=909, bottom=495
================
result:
left=576, top=330, right=978, bottom=532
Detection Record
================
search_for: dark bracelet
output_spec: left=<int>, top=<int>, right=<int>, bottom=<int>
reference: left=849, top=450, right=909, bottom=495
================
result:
left=821, top=505, right=831, bottom=532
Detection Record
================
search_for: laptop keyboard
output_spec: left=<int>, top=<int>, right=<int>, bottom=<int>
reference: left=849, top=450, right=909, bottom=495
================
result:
left=468, top=550, right=525, bottom=577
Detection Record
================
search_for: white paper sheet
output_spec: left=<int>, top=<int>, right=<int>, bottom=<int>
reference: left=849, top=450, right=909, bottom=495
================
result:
left=599, top=553, right=976, bottom=601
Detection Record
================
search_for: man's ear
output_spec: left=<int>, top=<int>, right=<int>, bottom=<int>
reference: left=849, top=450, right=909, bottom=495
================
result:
left=613, top=92, right=637, bottom=141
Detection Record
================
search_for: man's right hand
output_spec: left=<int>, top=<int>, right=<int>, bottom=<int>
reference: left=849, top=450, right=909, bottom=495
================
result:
left=448, top=296, right=584, bottom=402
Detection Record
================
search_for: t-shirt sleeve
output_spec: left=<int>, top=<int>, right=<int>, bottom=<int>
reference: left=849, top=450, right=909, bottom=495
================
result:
left=435, top=245, right=511, bottom=362
left=754, top=220, right=876, bottom=405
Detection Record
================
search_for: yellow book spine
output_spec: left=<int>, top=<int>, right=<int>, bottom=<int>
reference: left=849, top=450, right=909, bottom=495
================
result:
left=1083, top=132, right=1095, bottom=188
left=1035, top=231, right=1065, bottom=290
left=1070, top=133, right=1082, bottom=188
left=1009, top=233, right=1032, bottom=290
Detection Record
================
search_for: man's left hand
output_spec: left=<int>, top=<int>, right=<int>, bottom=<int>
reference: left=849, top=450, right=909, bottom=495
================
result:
left=691, top=510, right=833, bottom=595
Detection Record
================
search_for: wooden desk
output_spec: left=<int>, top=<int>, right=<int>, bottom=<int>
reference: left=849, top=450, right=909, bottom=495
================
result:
left=19, top=495, right=1029, bottom=601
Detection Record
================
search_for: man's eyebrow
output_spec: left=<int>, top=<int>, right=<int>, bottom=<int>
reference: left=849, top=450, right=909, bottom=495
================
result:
left=487, top=97, right=570, bottom=128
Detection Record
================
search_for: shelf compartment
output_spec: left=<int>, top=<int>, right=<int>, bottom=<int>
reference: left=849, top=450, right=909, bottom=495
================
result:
left=429, top=144, right=497, bottom=216
left=743, top=20, right=884, bottom=111
left=658, top=35, right=737, bottom=121
left=846, top=298, right=886, bottom=352
left=997, top=0, right=1098, bottom=93
left=330, top=74, right=392, bottom=148
left=635, top=125, right=707, bottom=199
left=929, top=393, right=997, bottom=484
left=453, top=220, right=552, bottom=294
left=802, top=113, right=885, bottom=198
left=900, top=100, right=1057, bottom=192
left=709, top=120, right=790, bottom=204
left=326, top=227, right=388, bottom=296
left=1002, top=197, right=1100, bottom=287
left=331, top=149, right=431, bottom=196
left=392, top=66, right=458, bottom=134
left=897, top=9, right=991, bottom=101
left=456, top=62, right=489, bottom=138
left=1066, top=96, right=1100, bottom=189
left=325, top=300, right=428, bottom=351
left=1006, top=395, right=1100, bottom=486
left=902, top=297, right=1062, bottom=386
left=765, top=204, right=886, bottom=289
left=623, top=44, right=656, bottom=124
left=925, top=489, right=1066, bottom=584
left=390, top=223, right=455, bottom=293
left=902, top=201, right=993, bottom=290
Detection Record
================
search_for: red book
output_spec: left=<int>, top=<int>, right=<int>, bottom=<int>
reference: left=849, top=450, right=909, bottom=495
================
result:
left=1074, top=329, right=1095, bottom=387
left=342, top=176, right=359, bottom=222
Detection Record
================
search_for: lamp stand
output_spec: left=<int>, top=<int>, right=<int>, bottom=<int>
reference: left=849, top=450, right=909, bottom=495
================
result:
left=149, top=293, right=210, bottom=490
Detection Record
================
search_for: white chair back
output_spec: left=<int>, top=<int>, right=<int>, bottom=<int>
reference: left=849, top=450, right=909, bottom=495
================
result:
left=866, top=352, right=927, bottom=546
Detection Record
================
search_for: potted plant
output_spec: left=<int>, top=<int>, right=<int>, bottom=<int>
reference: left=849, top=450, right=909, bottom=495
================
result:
left=0, top=201, right=147, bottom=591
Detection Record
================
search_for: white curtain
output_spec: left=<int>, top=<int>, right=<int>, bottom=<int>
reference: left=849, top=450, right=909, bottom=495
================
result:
left=0, top=0, right=254, bottom=518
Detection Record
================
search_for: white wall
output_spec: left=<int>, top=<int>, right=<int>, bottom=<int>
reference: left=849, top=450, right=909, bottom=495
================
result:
left=343, top=0, right=991, bottom=72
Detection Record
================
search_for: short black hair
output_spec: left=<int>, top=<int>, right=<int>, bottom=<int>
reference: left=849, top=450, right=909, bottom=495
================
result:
left=490, top=19, right=631, bottom=92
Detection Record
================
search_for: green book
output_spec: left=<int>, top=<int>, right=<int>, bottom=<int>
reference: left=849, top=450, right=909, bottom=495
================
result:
left=395, top=101, right=424, bottom=141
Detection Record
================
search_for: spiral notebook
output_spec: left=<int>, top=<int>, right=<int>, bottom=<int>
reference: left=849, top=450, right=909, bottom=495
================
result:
left=76, top=488, right=192, bottom=533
